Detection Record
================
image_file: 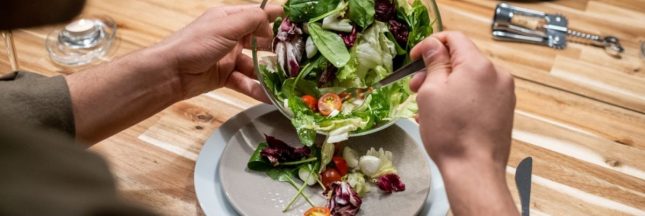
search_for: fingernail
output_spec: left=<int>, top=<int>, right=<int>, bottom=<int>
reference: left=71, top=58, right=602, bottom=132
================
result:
left=422, top=38, right=442, bottom=62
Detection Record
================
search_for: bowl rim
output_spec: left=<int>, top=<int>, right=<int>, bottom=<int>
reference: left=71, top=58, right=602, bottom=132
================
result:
left=251, top=0, right=443, bottom=137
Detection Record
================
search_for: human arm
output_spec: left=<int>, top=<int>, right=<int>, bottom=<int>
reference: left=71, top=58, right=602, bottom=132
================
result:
left=409, top=32, right=518, bottom=215
left=66, top=5, right=282, bottom=144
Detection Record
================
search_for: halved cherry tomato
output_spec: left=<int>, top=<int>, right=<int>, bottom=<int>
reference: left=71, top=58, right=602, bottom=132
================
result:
left=332, top=156, right=349, bottom=176
left=304, top=207, right=331, bottom=216
left=321, top=168, right=342, bottom=188
left=318, top=93, right=342, bottom=116
left=301, top=95, right=317, bottom=111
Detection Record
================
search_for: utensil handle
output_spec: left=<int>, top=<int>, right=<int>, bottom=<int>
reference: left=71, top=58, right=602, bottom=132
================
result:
left=375, top=60, right=426, bottom=88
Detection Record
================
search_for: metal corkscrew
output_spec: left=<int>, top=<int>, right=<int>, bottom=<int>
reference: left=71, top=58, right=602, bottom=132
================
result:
left=492, top=3, right=624, bottom=58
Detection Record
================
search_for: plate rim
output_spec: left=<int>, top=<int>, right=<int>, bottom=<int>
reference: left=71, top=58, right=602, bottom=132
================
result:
left=193, top=104, right=449, bottom=216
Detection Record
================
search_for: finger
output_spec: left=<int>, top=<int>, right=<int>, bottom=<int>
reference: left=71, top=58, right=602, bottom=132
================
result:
left=409, top=72, right=426, bottom=93
left=234, top=53, right=257, bottom=79
left=410, top=37, right=451, bottom=84
left=430, top=31, right=487, bottom=66
left=225, top=72, right=271, bottom=103
left=217, top=8, right=275, bottom=40
left=242, top=36, right=274, bottom=51
left=215, top=4, right=284, bottom=21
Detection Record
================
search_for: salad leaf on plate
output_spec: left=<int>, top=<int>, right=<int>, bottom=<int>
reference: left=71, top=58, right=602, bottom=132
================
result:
left=247, top=142, right=271, bottom=171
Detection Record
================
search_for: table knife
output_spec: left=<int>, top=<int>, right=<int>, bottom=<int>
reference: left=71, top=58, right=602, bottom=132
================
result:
left=516, top=157, right=533, bottom=216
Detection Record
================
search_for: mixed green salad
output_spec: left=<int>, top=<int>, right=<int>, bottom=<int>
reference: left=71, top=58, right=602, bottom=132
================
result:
left=248, top=135, right=406, bottom=216
left=260, top=0, right=433, bottom=146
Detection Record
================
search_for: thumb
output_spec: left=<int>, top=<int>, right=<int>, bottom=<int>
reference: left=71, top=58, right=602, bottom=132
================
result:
left=409, top=37, right=451, bottom=91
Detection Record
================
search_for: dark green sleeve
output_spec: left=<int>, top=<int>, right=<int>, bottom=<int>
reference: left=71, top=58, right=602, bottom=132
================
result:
left=0, top=121, right=158, bottom=216
left=0, top=71, right=75, bottom=136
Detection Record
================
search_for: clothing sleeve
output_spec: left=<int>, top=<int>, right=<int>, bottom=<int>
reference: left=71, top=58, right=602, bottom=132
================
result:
left=0, top=71, right=75, bottom=136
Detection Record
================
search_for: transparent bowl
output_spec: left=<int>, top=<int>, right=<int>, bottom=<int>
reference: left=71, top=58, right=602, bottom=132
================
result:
left=252, top=0, right=443, bottom=137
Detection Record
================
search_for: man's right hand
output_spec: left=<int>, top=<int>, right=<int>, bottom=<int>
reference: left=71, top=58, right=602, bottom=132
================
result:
left=409, top=32, right=518, bottom=216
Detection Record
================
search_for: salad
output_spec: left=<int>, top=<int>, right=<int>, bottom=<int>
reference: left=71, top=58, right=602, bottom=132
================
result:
left=247, top=135, right=406, bottom=215
left=259, top=0, right=433, bottom=145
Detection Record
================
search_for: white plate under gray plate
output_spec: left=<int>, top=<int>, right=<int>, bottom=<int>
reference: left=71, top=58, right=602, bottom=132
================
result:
left=194, top=104, right=450, bottom=216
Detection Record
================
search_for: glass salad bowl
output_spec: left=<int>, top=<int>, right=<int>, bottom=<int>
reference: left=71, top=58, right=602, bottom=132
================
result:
left=251, top=0, right=443, bottom=145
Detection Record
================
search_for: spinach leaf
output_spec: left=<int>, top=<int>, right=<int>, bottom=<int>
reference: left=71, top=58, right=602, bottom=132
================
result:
left=406, top=0, right=432, bottom=49
left=284, top=0, right=319, bottom=22
left=266, top=168, right=298, bottom=182
left=247, top=142, right=271, bottom=171
left=307, top=23, right=351, bottom=68
left=288, top=95, right=317, bottom=146
left=284, top=0, right=340, bottom=22
left=261, top=65, right=285, bottom=98
left=314, top=0, right=341, bottom=20
left=348, top=0, right=375, bottom=29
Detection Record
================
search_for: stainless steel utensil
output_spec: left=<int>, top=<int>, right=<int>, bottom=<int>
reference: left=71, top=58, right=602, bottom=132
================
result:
left=515, top=157, right=533, bottom=216
left=340, top=59, right=425, bottom=98
left=492, top=3, right=624, bottom=57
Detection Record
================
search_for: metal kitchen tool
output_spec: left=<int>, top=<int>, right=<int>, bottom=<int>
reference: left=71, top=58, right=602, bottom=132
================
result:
left=492, top=3, right=624, bottom=57
left=515, top=157, right=533, bottom=216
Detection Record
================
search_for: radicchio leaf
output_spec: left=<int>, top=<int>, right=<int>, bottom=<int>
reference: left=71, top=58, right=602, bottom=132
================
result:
left=273, top=18, right=305, bottom=77
left=260, top=135, right=311, bottom=166
left=327, top=182, right=362, bottom=216
left=388, top=19, right=409, bottom=46
left=339, top=27, right=358, bottom=47
left=374, top=0, right=396, bottom=21
left=376, top=173, right=406, bottom=193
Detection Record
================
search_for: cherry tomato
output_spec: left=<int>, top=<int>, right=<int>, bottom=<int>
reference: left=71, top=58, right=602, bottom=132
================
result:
left=332, top=156, right=349, bottom=176
left=318, top=93, right=342, bottom=116
left=304, top=207, right=331, bottom=216
left=333, top=142, right=345, bottom=156
left=301, top=95, right=317, bottom=111
left=321, top=168, right=342, bottom=188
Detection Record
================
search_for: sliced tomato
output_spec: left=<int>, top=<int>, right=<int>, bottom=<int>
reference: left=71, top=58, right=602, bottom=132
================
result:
left=318, top=93, right=342, bottom=116
left=304, top=207, right=331, bottom=216
left=332, top=156, right=349, bottom=176
left=301, top=95, right=317, bottom=111
left=321, top=168, right=342, bottom=188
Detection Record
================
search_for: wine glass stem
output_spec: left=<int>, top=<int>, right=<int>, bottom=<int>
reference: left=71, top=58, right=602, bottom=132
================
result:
left=2, top=31, right=19, bottom=71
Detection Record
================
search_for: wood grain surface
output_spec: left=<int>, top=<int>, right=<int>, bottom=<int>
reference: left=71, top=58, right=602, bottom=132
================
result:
left=1, top=0, right=644, bottom=215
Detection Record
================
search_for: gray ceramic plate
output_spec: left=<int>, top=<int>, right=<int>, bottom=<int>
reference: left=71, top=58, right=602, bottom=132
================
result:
left=218, top=109, right=431, bottom=216
left=194, top=104, right=449, bottom=216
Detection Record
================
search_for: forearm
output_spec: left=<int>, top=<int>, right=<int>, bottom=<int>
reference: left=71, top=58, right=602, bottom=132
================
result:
left=66, top=45, right=182, bottom=144
left=438, top=151, right=519, bottom=216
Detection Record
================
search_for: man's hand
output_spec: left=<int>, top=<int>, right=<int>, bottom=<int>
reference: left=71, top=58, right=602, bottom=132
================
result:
left=409, top=32, right=518, bottom=215
left=67, top=5, right=281, bottom=144
left=157, top=5, right=283, bottom=102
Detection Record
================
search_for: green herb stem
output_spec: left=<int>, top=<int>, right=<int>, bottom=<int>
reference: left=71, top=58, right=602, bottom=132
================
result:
left=283, top=170, right=316, bottom=212
left=280, top=157, right=318, bottom=166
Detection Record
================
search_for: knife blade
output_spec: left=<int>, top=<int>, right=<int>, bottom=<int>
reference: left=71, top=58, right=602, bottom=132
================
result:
left=515, top=157, right=533, bottom=216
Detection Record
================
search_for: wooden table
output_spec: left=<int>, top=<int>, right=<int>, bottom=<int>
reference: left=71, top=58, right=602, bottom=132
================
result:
left=1, top=0, right=644, bottom=215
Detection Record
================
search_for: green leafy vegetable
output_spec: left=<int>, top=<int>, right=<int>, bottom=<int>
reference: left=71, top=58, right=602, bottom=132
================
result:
left=309, top=1, right=347, bottom=23
left=405, top=0, right=432, bottom=49
left=320, top=141, right=335, bottom=173
left=247, top=142, right=270, bottom=171
left=272, top=16, right=283, bottom=35
left=307, top=23, right=351, bottom=68
left=284, top=0, right=320, bottom=22
left=345, top=172, right=369, bottom=196
left=348, top=0, right=375, bottom=29
left=288, top=96, right=317, bottom=146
